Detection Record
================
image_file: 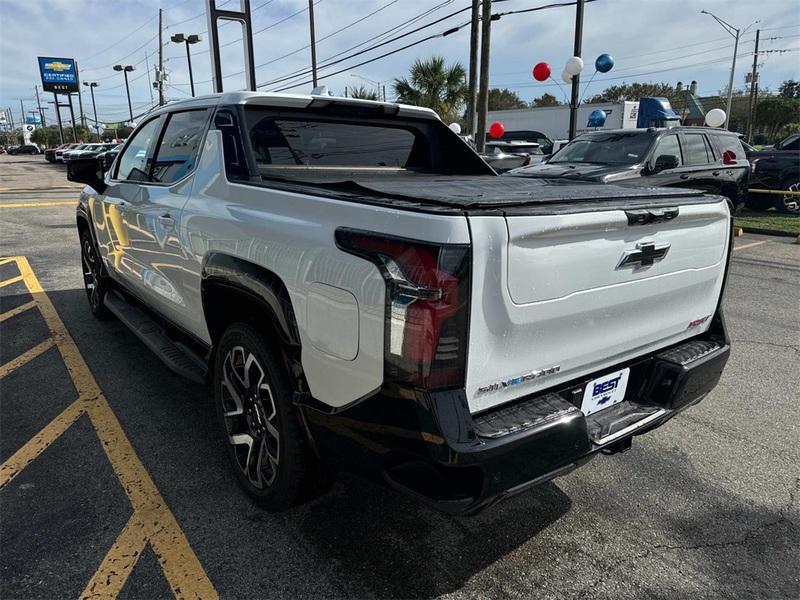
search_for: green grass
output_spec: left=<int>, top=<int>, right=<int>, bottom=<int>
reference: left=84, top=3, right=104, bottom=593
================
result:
left=735, top=209, right=800, bottom=234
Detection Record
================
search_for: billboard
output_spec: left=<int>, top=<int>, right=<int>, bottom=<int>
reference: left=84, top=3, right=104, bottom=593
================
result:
left=25, top=114, right=42, bottom=125
left=38, top=56, right=80, bottom=93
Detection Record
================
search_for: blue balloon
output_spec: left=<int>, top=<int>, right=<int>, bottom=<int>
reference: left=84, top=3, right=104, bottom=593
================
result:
left=595, top=53, right=614, bottom=73
left=587, top=109, right=607, bottom=127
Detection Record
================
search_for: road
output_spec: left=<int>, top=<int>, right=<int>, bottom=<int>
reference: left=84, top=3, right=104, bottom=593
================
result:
left=1, top=154, right=798, bottom=599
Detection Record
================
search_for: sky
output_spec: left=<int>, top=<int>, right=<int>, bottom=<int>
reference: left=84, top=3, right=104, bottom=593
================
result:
left=0, top=0, right=798, bottom=125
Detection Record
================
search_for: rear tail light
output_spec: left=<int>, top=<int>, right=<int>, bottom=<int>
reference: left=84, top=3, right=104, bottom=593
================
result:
left=336, top=229, right=471, bottom=390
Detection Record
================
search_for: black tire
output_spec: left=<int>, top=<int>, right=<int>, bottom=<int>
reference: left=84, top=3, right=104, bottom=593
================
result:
left=213, top=322, right=313, bottom=510
left=80, top=228, right=112, bottom=320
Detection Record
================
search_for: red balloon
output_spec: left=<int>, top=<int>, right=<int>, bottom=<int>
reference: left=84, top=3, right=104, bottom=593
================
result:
left=489, top=122, right=505, bottom=139
left=532, top=61, right=551, bottom=82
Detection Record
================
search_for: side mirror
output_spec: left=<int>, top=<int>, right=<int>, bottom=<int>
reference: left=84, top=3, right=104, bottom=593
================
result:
left=67, top=157, right=106, bottom=193
left=652, top=154, right=679, bottom=173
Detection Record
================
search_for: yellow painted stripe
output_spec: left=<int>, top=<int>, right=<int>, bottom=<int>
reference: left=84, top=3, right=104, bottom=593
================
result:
left=0, top=275, right=24, bottom=288
left=1, top=256, right=218, bottom=599
left=0, top=338, right=55, bottom=379
left=0, top=201, right=76, bottom=208
left=0, top=186, right=81, bottom=192
left=733, top=240, right=768, bottom=251
left=0, top=300, right=36, bottom=323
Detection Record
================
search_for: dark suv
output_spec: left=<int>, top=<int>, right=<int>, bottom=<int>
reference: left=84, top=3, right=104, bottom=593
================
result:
left=510, top=127, right=750, bottom=213
left=744, top=133, right=799, bottom=213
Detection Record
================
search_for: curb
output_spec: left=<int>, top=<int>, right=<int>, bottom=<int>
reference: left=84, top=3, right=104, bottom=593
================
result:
left=739, top=226, right=799, bottom=238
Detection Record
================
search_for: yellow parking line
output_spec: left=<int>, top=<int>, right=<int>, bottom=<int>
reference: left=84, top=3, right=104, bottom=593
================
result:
left=733, top=240, right=768, bottom=252
left=0, top=338, right=55, bottom=379
left=0, top=300, right=37, bottom=323
left=0, top=275, right=24, bottom=288
left=0, top=256, right=217, bottom=600
left=0, top=201, right=76, bottom=208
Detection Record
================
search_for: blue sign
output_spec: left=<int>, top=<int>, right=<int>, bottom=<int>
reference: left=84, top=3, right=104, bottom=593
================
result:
left=25, top=114, right=42, bottom=125
left=38, top=56, right=79, bottom=93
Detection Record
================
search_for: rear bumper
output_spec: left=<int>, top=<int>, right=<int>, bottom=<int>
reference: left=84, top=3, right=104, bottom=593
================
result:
left=303, top=325, right=729, bottom=515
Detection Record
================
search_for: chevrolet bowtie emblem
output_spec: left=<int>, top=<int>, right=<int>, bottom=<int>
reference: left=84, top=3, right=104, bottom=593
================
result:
left=617, top=241, right=670, bottom=269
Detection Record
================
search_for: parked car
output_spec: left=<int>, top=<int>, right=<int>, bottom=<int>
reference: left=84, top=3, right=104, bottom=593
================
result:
left=744, top=133, right=800, bottom=213
left=45, top=142, right=73, bottom=163
left=55, top=143, right=81, bottom=162
left=510, top=127, right=750, bottom=213
left=481, top=141, right=544, bottom=172
left=68, top=92, right=731, bottom=514
left=493, top=129, right=555, bottom=155
left=8, top=144, right=40, bottom=155
left=63, top=143, right=108, bottom=163
left=96, top=143, right=124, bottom=170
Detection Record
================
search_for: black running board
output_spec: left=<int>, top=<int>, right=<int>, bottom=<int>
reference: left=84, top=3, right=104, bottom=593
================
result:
left=104, top=291, right=207, bottom=384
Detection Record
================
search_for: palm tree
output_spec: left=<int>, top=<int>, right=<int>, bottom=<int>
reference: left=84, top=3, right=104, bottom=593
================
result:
left=392, top=56, right=467, bottom=123
left=349, top=85, right=380, bottom=101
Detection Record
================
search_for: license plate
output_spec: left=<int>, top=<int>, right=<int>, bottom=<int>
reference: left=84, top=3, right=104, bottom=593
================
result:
left=581, top=368, right=630, bottom=416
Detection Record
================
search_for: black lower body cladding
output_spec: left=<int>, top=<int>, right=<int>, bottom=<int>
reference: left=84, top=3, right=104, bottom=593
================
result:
left=301, top=319, right=730, bottom=515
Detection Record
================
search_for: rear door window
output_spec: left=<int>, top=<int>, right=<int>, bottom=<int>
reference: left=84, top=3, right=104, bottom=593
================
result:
left=151, top=110, right=208, bottom=183
left=682, top=133, right=712, bottom=166
left=714, top=135, right=745, bottom=162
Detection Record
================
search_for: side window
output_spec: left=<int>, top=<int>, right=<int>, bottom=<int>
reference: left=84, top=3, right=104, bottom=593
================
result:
left=151, top=110, right=208, bottom=184
left=682, top=134, right=711, bottom=166
left=115, top=118, right=161, bottom=181
left=781, top=135, right=800, bottom=151
left=652, top=135, right=682, bottom=166
left=715, top=135, right=745, bottom=162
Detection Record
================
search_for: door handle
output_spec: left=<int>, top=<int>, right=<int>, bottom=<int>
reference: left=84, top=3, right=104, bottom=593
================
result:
left=158, top=214, right=175, bottom=227
left=712, top=171, right=720, bottom=176
left=680, top=174, right=690, bottom=180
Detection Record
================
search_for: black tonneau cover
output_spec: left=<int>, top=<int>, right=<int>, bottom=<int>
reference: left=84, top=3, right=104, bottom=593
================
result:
left=256, top=172, right=716, bottom=214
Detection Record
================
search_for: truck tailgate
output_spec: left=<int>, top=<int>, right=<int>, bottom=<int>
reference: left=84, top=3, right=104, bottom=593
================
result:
left=465, top=198, right=729, bottom=413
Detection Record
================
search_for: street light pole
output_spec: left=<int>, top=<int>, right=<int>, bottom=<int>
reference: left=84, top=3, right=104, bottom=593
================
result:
left=83, top=81, right=99, bottom=139
left=700, top=10, right=758, bottom=130
left=568, top=0, right=585, bottom=140
left=114, top=65, right=136, bottom=123
left=308, top=0, right=318, bottom=87
left=171, top=33, right=202, bottom=97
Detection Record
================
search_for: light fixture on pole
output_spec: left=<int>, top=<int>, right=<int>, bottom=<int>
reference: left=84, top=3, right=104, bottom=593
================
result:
left=83, top=81, right=100, bottom=138
left=170, top=33, right=202, bottom=97
left=700, top=10, right=759, bottom=130
left=113, top=64, right=136, bottom=124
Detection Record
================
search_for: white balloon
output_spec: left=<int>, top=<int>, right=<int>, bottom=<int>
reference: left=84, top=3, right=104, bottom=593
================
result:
left=565, top=56, right=584, bottom=76
left=561, top=69, right=573, bottom=83
left=705, top=108, right=726, bottom=128
left=449, top=122, right=462, bottom=134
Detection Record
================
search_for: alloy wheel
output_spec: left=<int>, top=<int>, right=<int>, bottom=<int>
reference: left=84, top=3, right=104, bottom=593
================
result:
left=782, top=182, right=800, bottom=213
left=81, top=235, right=101, bottom=310
left=220, top=345, right=280, bottom=489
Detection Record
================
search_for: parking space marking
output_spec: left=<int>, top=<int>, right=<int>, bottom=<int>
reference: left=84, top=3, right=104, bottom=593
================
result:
left=0, top=274, right=24, bottom=287
left=0, top=338, right=55, bottom=378
left=0, top=256, right=217, bottom=600
left=0, top=300, right=37, bottom=322
left=0, top=201, right=76, bottom=208
left=734, top=240, right=768, bottom=252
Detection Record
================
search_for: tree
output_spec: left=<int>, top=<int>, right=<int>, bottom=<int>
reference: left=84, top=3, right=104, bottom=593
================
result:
left=392, top=56, right=467, bottom=123
left=755, top=95, right=800, bottom=140
left=531, top=93, right=561, bottom=107
left=587, top=82, right=681, bottom=106
left=488, top=88, right=526, bottom=111
left=349, top=85, right=380, bottom=101
left=778, top=80, right=800, bottom=99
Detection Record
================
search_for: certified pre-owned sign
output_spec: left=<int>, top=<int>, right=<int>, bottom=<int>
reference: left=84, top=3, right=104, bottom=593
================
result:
left=37, top=56, right=80, bottom=93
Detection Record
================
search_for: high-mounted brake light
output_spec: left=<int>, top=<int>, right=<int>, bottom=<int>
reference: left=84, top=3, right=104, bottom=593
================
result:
left=336, top=229, right=471, bottom=390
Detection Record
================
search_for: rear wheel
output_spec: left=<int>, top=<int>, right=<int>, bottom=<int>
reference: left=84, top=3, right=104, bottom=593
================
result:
left=80, top=228, right=111, bottom=320
left=213, top=322, right=313, bottom=510
left=776, top=180, right=800, bottom=214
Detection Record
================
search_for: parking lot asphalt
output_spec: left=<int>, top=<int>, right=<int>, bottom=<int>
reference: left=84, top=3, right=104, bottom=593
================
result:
left=1, top=154, right=798, bottom=600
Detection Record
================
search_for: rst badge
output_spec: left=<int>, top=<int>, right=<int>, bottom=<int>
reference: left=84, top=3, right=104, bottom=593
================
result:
left=581, top=368, right=630, bottom=416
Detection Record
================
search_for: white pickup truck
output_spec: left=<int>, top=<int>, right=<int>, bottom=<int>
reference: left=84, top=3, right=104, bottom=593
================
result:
left=68, top=92, right=731, bottom=514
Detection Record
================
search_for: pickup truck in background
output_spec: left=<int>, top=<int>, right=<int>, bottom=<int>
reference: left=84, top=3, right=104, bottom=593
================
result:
left=744, top=133, right=800, bottom=213
left=68, top=92, right=732, bottom=514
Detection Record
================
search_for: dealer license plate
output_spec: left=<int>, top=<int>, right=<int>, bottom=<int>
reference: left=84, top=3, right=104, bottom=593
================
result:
left=581, top=368, right=630, bottom=416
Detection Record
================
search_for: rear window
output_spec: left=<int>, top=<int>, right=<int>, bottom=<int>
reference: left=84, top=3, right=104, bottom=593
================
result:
left=246, top=114, right=424, bottom=169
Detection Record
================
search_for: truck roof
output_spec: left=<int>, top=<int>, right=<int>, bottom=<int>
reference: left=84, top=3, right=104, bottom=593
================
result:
left=145, top=91, right=440, bottom=121
left=579, top=126, right=739, bottom=136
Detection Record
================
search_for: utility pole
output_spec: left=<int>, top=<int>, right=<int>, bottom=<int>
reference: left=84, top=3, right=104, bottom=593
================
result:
left=568, top=0, right=585, bottom=140
left=19, top=99, right=24, bottom=143
left=746, top=29, right=760, bottom=143
left=52, top=95, right=64, bottom=144
left=158, top=8, right=165, bottom=105
left=66, top=94, right=78, bottom=142
left=466, top=0, right=480, bottom=137
left=76, top=62, right=86, bottom=127
left=475, top=0, right=492, bottom=153
left=35, top=85, right=46, bottom=128
left=308, top=0, right=318, bottom=87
